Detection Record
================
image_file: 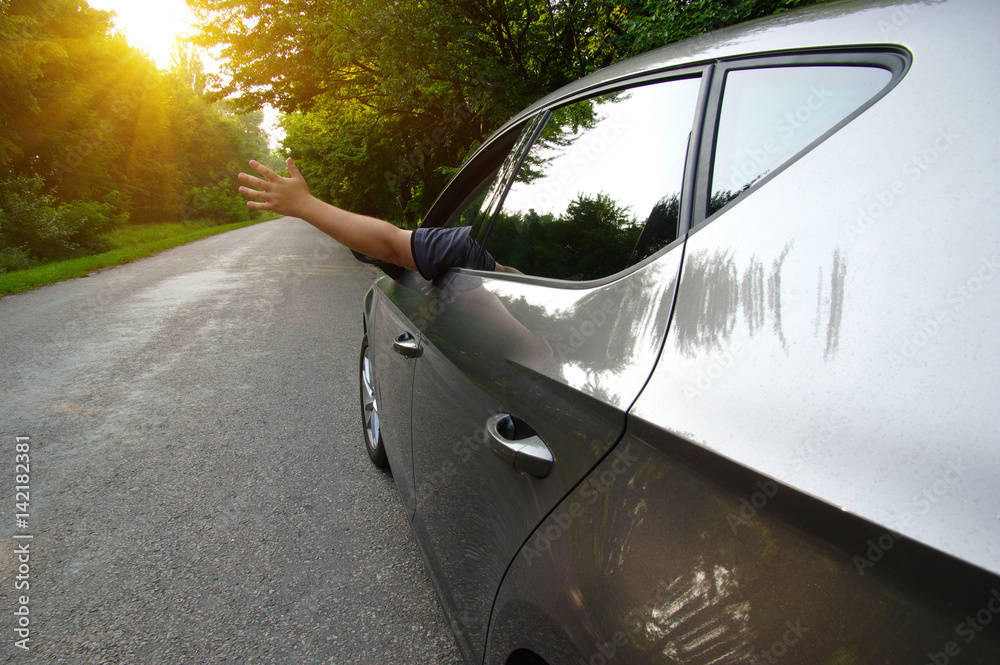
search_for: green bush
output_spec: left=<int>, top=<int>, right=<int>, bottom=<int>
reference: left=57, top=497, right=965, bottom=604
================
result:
left=0, top=177, right=125, bottom=262
left=0, top=247, right=37, bottom=274
left=181, top=180, right=251, bottom=226
left=54, top=199, right=125, bottom=253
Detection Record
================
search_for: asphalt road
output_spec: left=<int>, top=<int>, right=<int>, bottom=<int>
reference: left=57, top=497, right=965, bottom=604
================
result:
left=0, top=218, right=464, bottom=664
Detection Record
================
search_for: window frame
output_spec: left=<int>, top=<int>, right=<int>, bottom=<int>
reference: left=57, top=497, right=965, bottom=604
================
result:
left=690, top=47, right=911, bottom=230
left=420, top=117, right=537, bottom=230
left=475, top=66, right=713, bottom=288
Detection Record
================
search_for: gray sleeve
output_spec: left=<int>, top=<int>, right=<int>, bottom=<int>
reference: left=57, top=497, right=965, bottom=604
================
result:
left=411, top=226, right=497, bottom=280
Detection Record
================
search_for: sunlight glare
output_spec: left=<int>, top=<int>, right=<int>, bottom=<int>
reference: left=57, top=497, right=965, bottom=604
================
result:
left=88, top=0, right=197, bottom=70
left=88, top=0, right=282, bottom=149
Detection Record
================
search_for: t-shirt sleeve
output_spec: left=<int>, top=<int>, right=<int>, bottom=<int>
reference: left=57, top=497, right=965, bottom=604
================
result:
left=411, top=226, right=497, bottom=280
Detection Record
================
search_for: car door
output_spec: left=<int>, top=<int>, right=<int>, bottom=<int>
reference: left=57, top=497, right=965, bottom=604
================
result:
left=367, top=280, right=423, bottom=516
left=366, top=116, right=542, bottom=519
left=403, top=72, right=708, bottom=662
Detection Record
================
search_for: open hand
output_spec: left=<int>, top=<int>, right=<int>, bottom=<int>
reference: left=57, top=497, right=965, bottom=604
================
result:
left=238, top=158, right=313, bottom=218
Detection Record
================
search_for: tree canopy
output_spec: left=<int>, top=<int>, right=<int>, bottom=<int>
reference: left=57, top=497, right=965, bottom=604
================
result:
left=1, top=0, right=833, bottom=273
left=0, top=0, right=269, bottom=271
left=187, top=0, right=829, bottom=225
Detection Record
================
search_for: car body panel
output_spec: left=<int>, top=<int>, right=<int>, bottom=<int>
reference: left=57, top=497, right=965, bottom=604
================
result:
left=486, top=431, right=1000, bottom=664
left=645, top=2, right=1000, bottom=575
left=358, top=1, right=1000, bottom=663
left=370, top=278, right=421, bottom=516
left=370, top=239, right=685, bottom=658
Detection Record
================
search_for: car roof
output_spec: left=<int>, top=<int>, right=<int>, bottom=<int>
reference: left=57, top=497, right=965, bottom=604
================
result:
left=495, top=0, right=955, bottom=132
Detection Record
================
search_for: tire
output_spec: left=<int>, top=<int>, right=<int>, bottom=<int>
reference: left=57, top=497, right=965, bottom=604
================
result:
left=360, top=335, right=389, bottom=468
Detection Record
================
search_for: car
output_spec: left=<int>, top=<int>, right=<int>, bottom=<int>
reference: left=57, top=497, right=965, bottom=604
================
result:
left=357, top=0, right=1000, bottom=663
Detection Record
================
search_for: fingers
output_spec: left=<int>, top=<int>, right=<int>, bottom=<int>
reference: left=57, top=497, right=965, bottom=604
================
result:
left=248, top=159, right=278, bottom=181
left=238, top=171, right=269, bottom=190
left=239, top=189, right=271, bottom=211
left=286, top=157, right=302, bottom=181
left=237, top=169, right=272, bottom=210
left=237, top=172, right=268, bottom=200
left=238, top=158, right=308, bottom=216
left=239, top=184, right=267, bottom=201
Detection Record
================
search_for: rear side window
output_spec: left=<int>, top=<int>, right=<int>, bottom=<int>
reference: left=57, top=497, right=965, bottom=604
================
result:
left=483, top=76, right=702, bottom=281
left=709, top=65, right=893, bottom=215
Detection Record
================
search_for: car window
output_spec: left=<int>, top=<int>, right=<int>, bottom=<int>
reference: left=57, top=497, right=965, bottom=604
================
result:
left=709, top=65, right=892, bottom=215
left=483, top=77, right=702, bottom=281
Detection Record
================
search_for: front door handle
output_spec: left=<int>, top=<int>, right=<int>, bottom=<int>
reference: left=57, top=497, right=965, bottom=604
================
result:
left=392, top=332, right=422, bottom=358
left=486, top=413, right=553, bottom=478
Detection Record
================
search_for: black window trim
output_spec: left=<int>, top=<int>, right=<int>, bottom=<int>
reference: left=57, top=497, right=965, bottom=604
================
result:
left=474, top=111, right=550, bottom=247
left=420, top=117, right=536, bottom=230
left=689, top=46, right=912, bottom=232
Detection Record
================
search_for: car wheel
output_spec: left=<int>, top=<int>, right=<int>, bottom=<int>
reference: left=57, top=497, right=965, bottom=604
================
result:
left=360, top=335, right=389, bottom=468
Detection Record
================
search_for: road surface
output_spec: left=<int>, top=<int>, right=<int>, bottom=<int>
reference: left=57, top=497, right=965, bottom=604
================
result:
left=0, top=218, right=464, bottom=664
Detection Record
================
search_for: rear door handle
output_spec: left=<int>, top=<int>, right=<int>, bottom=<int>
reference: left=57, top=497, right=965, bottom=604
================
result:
left=486, top=413, right=553, bottom=478
left=392, top=332, right=421, bottom=358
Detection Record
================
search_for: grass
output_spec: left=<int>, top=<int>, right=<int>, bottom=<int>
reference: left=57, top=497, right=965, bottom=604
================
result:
left=0, top=216, right=278, bottom=298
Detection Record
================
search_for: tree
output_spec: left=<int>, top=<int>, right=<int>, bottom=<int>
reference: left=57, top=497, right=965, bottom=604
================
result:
left=187, top=0, right=660, bottom=221
left=0, top=0, right=273, bottom=271
left=188, top=0, right=835, bottom=224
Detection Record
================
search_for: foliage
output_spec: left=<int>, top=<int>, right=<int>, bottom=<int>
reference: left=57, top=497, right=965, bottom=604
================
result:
left=181, top=181, right=253, bottom=226
left=0, top=218, right=264, bottom=296
left=0, top=176, right=124, bottom=261
left=617, top=0, right=827, bottom=54
left=488, top=192, right=643, bottom=280
left=188, top=0, right=835, bottom=225
left=0, top=0, right=270, bottom=272
left=0, top=247, right=37, bottom=274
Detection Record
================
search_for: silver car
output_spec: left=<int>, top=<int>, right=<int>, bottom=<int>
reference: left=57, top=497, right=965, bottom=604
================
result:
left=358, top=0, right=1000, bottom=662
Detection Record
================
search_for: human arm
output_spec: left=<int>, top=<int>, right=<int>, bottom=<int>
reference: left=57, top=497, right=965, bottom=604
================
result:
left=238, top=158, right=417, bottom=272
